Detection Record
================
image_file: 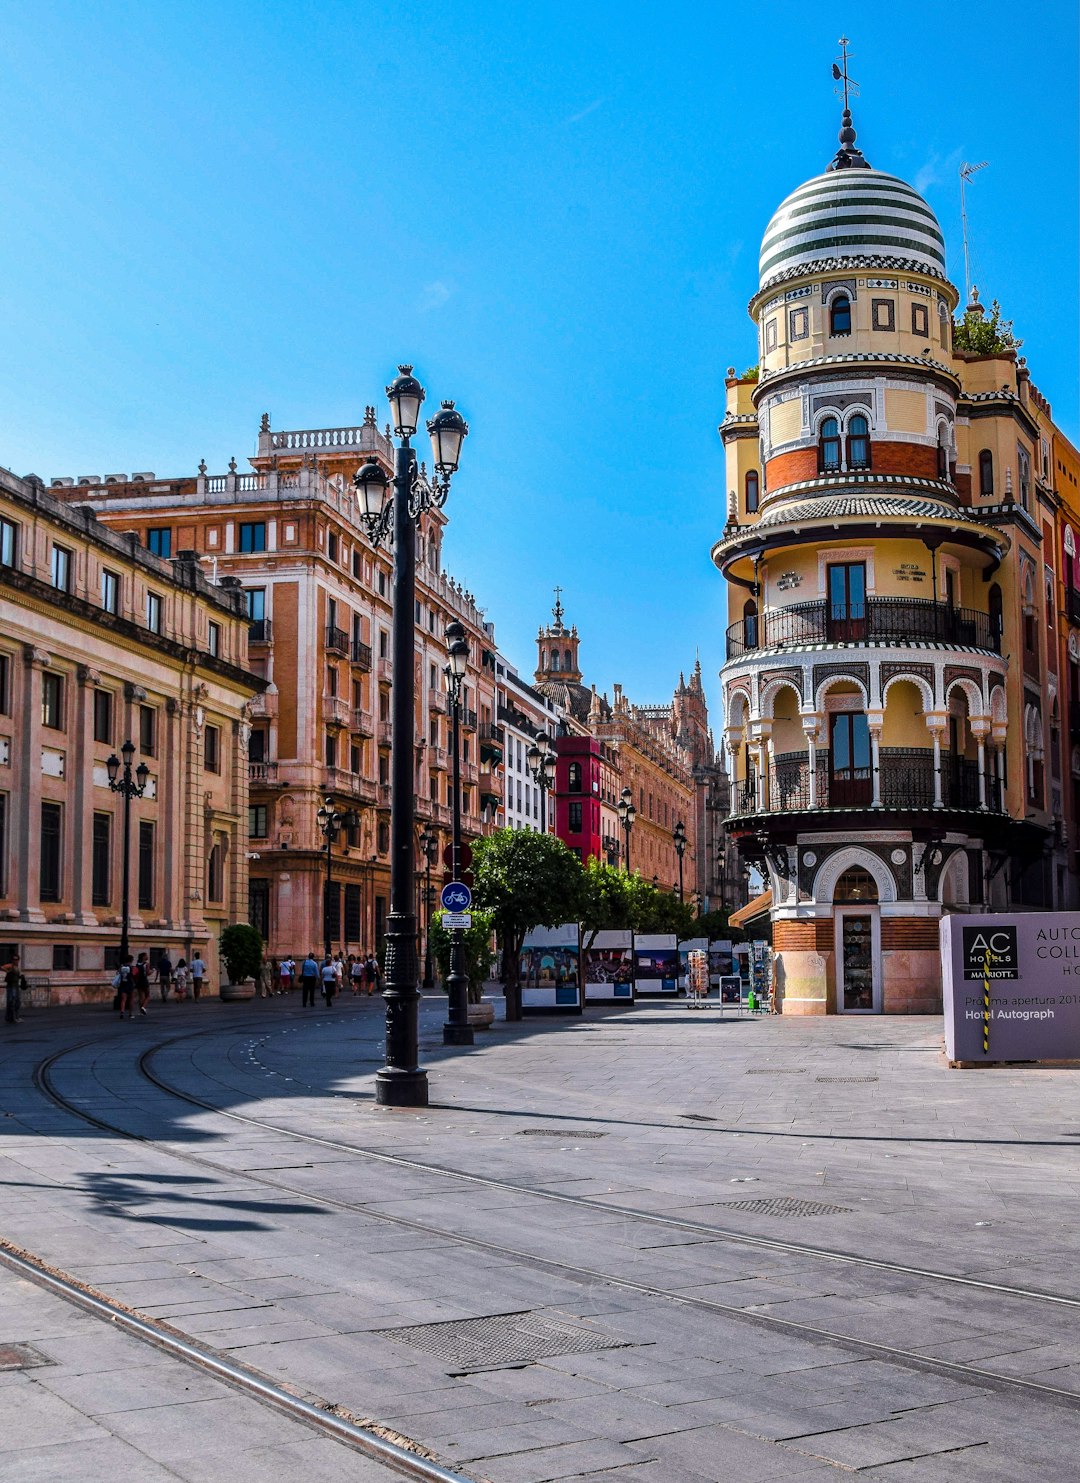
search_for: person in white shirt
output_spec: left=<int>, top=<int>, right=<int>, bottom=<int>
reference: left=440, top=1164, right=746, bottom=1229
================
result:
left=320, top=955, right=337, bottom=1007
left=190, top=955, right=206, bottom=1000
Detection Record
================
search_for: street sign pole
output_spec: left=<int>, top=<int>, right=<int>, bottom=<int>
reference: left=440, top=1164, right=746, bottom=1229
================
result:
left=443, top=669, right=474, bottom=1046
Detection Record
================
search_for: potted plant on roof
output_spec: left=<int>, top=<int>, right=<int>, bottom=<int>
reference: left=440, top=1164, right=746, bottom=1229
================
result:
left=219, top=923, right=263, bottom=1001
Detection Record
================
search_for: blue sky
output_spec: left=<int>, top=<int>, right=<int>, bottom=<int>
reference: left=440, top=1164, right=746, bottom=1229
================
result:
left=2, top=2, right=1077, bottom=723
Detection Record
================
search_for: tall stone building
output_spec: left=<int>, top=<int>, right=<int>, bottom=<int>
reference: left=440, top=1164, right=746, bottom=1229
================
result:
left=0, top=465, right=258, bottom=1000
left=50, top=407, right=500, bottom=959
left=715, top=99, right=1077, bottom=1013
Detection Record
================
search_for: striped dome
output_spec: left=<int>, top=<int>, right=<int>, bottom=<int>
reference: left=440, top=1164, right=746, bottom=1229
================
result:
left=759, top=170, right=946, bottom=288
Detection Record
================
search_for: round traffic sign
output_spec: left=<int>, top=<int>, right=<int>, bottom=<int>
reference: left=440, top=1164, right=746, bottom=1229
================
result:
left=441, top=880, right=473, bottom=912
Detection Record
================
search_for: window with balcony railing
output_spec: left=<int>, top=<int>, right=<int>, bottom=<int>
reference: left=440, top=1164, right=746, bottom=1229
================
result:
left=326, top=625, right=348, bottom=655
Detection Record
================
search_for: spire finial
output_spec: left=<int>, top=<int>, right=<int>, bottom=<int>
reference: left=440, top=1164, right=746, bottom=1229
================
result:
left=827, top=36, right=871, bottom=170
left=552, top=585, right=564, bottom=628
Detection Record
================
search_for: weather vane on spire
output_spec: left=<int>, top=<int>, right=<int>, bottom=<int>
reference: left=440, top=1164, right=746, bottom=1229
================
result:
left=552, top=585, right=564, bottom=627
left=831, top=36, right=859, bottom=112
left=827, top=35, right=870, bottom=171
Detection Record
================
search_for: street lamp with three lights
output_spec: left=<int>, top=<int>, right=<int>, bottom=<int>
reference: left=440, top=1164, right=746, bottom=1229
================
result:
left=106, top=741, right=150, bottom=966
left=525, top=731, right=557, bottom=832
left=616, top=786, right=637, bottom=871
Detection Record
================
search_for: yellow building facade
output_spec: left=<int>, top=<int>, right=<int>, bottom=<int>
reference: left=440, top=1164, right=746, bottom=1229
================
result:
left=715, top=107, right=1075, bottom=1013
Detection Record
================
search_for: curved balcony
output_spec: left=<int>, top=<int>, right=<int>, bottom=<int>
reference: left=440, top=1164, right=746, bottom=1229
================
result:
left=725, top=599, right=1000, bottom=663
left=731, top=748, right=1005, bottom=820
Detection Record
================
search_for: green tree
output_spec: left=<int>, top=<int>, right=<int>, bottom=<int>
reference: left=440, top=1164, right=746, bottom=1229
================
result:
left=695, top=907, right=744, bottom=943
left=952, top=298, right=1022, bottom=355
left=578, top=860, right=635, bottom=955
left=429, top=908, right=496, bottom=1004
left=219, top=923, right=263, bottom=984
left=622, top=873, right=697, bottom=940
left=471, top=829, right=584, bottom=1021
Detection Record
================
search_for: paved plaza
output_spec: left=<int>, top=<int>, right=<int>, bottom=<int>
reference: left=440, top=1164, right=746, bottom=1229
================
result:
left=1, top=991, right=1079, bottom=1480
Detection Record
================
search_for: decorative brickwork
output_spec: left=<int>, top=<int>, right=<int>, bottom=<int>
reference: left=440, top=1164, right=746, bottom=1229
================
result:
left=881, top=918, right=940, bottom=950
left=765, top=441, right=941, bottom=492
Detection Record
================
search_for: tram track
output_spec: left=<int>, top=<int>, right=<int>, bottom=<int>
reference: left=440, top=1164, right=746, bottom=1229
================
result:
left=22, top=1023, right=1080, bottom=1417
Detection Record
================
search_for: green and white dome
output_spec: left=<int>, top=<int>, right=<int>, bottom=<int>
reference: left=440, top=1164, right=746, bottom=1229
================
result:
left=759, top=168, right=946, bottom=289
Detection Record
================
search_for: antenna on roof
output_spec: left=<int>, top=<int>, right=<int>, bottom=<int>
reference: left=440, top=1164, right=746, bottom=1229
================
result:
left=959, top=161, right=989, bottom=305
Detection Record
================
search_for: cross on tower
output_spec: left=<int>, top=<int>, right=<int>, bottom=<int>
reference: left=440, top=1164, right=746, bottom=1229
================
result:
left=552, top=585, right=564, bottom=627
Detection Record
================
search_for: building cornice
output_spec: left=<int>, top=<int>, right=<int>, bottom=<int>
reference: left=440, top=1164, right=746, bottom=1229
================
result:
left=754, top=353, right=960, bottom=404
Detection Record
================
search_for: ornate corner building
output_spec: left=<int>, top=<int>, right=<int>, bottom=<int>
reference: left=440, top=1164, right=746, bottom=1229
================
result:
left=715, top=105, right=1080, bottom=1013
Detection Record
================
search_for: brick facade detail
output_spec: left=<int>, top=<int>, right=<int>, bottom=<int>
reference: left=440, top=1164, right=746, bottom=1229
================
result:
left=765, top=440, right=941, bottom=492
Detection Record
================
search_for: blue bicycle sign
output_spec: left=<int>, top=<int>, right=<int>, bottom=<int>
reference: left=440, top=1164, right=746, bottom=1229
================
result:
left=440, top=881, right=473, bottom=912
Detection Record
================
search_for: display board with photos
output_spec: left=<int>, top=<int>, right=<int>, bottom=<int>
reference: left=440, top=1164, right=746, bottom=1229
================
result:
left=583, top=929, right=635, bottom=1003
left=520, top=924, right=582, bottom=1015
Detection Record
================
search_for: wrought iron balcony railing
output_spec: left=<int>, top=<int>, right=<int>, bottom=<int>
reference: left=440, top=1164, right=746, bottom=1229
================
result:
left=725, top=598, right=1001, bottom=661
left=733, top=747, right=1004, bottom=818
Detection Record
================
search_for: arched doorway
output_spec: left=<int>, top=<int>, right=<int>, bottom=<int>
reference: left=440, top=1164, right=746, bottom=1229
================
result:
left=834, top=867, right=880, bottom=1013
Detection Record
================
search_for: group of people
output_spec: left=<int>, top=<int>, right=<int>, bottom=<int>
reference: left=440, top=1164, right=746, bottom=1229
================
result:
left=260, top=952, right=381, bottom=1006
left=114, top=951, right=207, bottom=1018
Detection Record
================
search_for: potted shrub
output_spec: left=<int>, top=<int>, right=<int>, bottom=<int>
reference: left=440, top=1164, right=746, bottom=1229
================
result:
left=429, top=908, right=497, bottom=1027
left=219, top=923, right=263, bottom=1001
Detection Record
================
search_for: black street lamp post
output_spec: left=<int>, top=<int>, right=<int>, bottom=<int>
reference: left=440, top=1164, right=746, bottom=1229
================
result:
left=525, top=731, right=557, bottom=832
left=418, top=825, right=438, bottom=989
left=442, top=621, right=474, bottom=1046
left=353, top=366, right=468, bottom=1106
left=672, top=820, right=687, bottom=902
left=316, top=798, right=359, bottom=960
left=106, top=740, right=150, bottom=964
left=616, top=786, right=637, bottom=871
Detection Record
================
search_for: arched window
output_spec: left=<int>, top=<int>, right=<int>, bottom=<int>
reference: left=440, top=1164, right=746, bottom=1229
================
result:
left=745, top=470, right=759, bottom=513
left=743, top=599, right=759, bottom=650
left=979, top=450, right=994, bottom=497
left=564, top=648, right=572, bottom=670
left=819, top=417, right=841, bottom=472
left=550, top=650, right=560, bottom=671
left=829, top=295, right=851, bottom=336
left=847, top=414, right=870, bottom=471
left=988, top=583, right=1003, bottom=650
left=938, top=301, right=950, bottom=346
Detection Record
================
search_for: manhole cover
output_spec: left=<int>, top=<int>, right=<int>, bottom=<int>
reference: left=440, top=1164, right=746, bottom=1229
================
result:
left=746, top=1068, right=805, bottom=1075
left=0, top=1343, right=50, bottom=1370
left=376, top=1311, right=631, bottom=1371
left=518, top=1128, right=606, bottom=1138
left=720, top=1197, right=852, bottom=1218
left=816, top=1075, right=878, bottom=1083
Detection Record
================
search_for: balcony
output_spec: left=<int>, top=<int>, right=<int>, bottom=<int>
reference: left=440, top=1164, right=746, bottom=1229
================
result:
left=733, top=748, right=1004, bottom=819
left=377, top=657, right=393, bottom=683
left=479, top=769, right=502, bottom=801
left=479, top=721, right=504, bottom=761
left=351, top=707, right=373, bottom=736
left=725, top=598, right=1001, bottom=662
left=248, top=760, right=279, bottom=785
left=428, top=687, right=446, bottom=714
left=323, top=694, right=351, bottom=728
left=461, top=709, right=478, bottom=731
left=350, top=639, right=372, bottom=670
left=248, top=619, right=273, bottom=645
left=325, top=624, right=349, bottom=656
left=1023, top=646, right=1041, bottom=682
left=248, top=689, right=278, bottom=720
left=324, top=767, right=377, bottom=805
left=461, top=759, right=479, bottom=784
left=431, top=801, right=452, bottom=826
left=377, top=720, right=392, bottom=747
left=430, top=745, right=449, bottom=770
left=377, top=782, right=391, bottom=808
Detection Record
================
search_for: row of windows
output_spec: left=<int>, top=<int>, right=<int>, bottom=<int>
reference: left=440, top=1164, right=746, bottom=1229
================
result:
left=767, top=295, right=944, bottom=351
left=1, top=516, right=176, bottom=635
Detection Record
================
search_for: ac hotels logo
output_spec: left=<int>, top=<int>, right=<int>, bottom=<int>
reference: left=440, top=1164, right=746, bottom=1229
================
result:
left=962, top=926, right=1019, bottom=980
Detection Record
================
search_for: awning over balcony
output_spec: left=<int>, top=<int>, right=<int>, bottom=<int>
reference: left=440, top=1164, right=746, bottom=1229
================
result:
left=729, top=890, right=773, bottom=929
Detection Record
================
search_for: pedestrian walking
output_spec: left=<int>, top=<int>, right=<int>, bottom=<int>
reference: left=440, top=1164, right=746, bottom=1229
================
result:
left=190, top=953, right=206, bottom=1000
left=300, top=954, right=319, bottom=1008
left=134, top=953, right=151, bottom=1016
left=258, top=957, right=274, bottom=997
left=349, top=954, right=363, bottom=995
left=333, top=953, right=344, bottom=995
left=117, top=956, right=136, bottom=1019
left=4, top=951, right=25, bottom=1025
left=321, top=955, right=337, bottom=1007
left=173, top=958, right=189, bottom=1000
left=363, top=953, right=379, bottom=996
left=157, top=950, right=173, bottom=1002
left=279, top=956, right=295, bottom=994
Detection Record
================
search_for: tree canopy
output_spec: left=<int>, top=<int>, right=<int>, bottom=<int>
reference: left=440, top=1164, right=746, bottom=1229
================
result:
left=953, top=298, right=1022, bottom=355
left=471, top=829, right=584, bottom=1018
